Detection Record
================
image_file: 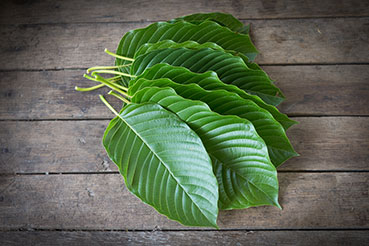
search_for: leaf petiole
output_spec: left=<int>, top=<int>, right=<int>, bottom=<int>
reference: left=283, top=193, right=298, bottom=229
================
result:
left=75, top=83, right=104, bottom=92
left=78, top=74, right=128, bottom=92
left=104, top=48, right=135, bottom=62
left=86, top=63, right=132, bottom=74
left=99, top=95, right=120, bottom=116
left=91, top=70, right=137, bottom=78
left=108, top=90, right=131, bottom=104
left=91, top=74, right=131, bottom=98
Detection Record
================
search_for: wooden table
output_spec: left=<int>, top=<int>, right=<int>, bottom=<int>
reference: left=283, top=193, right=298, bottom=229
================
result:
left=1, top=0, right=368, bottom=245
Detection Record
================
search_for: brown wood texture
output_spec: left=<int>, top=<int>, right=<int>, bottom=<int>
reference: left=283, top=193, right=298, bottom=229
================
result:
left=1, top=230, right=369, bottom=246
left=1, top=173, right=368, bottom=230
left=1, top=18, right=369, bottom=71
left=1, top=117, right=368, bottom=173
left=1, top=65, right=368, bottom=120
left=1, top=0, right=368, bottom=25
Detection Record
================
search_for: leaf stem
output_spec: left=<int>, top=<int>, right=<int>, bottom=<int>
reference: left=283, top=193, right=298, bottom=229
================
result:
left=108, top=90, right=131, bottom=104
left=104, top=48, right=135, bottom=62
left=107, top=75, right=121, bottom=82
left=99, top=95, right=120, bottom=116
left=86, top=63, right=132, bottom=74
left=80, top=74, right=128, bottom=92
left=91, top=70, right=136, bottom=78
left=90, top=74, right=131, bottom=98
left=75, top=83, right=104, bottom=92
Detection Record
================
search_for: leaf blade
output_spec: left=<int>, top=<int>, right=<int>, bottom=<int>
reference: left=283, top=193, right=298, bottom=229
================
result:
left=116, top=20, right=258, bottom=65
left=135, top=63, right=297, bottom=129
left=128, top=78, right=298, bottom=167
left=131, top=87, right=280, bottom=209
left=131, top=48, right=284, bottom=105
left=169, top=12, right=250, bottom=34
left=103, top=102, right=219, bottom=227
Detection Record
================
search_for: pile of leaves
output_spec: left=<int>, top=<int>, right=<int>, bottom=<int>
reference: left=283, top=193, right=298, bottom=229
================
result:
left=76, top=12, right=298, bottom=228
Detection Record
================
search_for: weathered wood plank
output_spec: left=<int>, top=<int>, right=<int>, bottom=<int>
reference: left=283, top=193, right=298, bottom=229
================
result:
left=1, top=65, right=368, bottom=120
left=0, top=120, right=117, bottom=173
left=1, top=117, right=368, bottom=173
left=1, top=18, right=368, bottom=70
left=0, top=173, right=368, bottom=230
left=267, top=65, right=369, bottom=116
left=0, top=70, right=123, bottom=120
left=1, top=0, right=368, bottom=25
left=1, top=231, right=368, bottom=246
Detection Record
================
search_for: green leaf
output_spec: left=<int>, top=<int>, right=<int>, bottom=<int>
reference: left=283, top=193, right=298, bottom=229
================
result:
left=131, top=86, right=280, bottom=210
left=103, top=102, right=219, bottom=227
left=128, top=78, right=298, bottom=167
left=116, top=20, right=258, bottom=66
left=134, top=39, right=251, bottom=65
left=131, top=48, right=284, bottom=106
left=169, top=12, right=250, bottom=34
left=135, top=40, right=224, bottom=59
left=134, top=63, right=297, bottom=129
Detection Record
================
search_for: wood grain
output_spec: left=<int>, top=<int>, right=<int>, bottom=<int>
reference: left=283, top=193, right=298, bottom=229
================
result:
left=1, top=117, right=368, bottom=173
left=1, top=173, right=368, bottom=230
left=1, top=231, right=368, bottom=246
left=1, top=65, right=368, bottom=120
left=265, top=65, right=369, bottom=116
left=1, top=0, right=368, bottom=25
left=1, top=18, right=368, bottom=70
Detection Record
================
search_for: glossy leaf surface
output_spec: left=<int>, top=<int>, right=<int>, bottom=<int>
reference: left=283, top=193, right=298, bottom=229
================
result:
left=134, top=39, right=251, bottom=64
left=116, top=20, right=258, bottom=66
left=128, top=79, right=298, bottom=167
left=131, top=86, right=280, bottom=209
left=131, top=48, right=284, bottom=106
left=134, top=63, right=296, bottom=129
left=169, top=12, right=250, bottom=34
left=103, top=102, right=218, bottom=227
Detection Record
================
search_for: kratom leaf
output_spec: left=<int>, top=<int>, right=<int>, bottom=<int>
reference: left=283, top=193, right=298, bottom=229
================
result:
left=131, top=47, right=284, bottom=106
left=128, top=78, right=298, bottom=167
left=116, top=20, right=258, bottom=71
left=134, top=40, right=251, bottom=64
left=135, top=40, right=224, bottom=58
left=103, top=102, right=218, bottom=227
left=169, top=12, right=250, bottom=34
left=130, top=86, right=280, bottom=210
left=134, top=63, right=297, bottom=129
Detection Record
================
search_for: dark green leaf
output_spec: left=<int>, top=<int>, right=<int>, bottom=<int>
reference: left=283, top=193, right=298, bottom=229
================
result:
left=169, top=12, right=250, bottom=34
left=128, top=78, right=298, bottom=167
left=131, top=48, right=284, bottom=106
left=135, top=40, right=224, bottom=59
left=131, top=86, right=280, bottom=210
left=103, top=102, right=218, bottom=227
left=134, top=63, right=297, bottom=129
left=134, top=40, right=252, bottom=65
left=116, top=20, right=258, bottom=68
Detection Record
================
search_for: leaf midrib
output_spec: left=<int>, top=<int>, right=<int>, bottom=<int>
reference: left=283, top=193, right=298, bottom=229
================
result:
left=115, top=111, right=213, bottom=224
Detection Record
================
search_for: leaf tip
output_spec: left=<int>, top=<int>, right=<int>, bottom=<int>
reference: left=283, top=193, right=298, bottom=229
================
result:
left=275, top=201, right=282, bottom=210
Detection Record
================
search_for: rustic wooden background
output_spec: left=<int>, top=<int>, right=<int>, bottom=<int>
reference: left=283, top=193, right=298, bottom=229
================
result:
left=0, top=0, right=369, bottom=245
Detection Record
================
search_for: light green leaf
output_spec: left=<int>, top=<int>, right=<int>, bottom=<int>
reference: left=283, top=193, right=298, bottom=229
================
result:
left=169, top=12, right=250, bottom=34
left=131, top=86, right=280, bottom=210
left=128, top=79, right=298, bottom=167
left=134, top=63, right=297, bottom=129
left=131, top=47, right=284, bottom=106
left=103, top=102, right=218, bottom=227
